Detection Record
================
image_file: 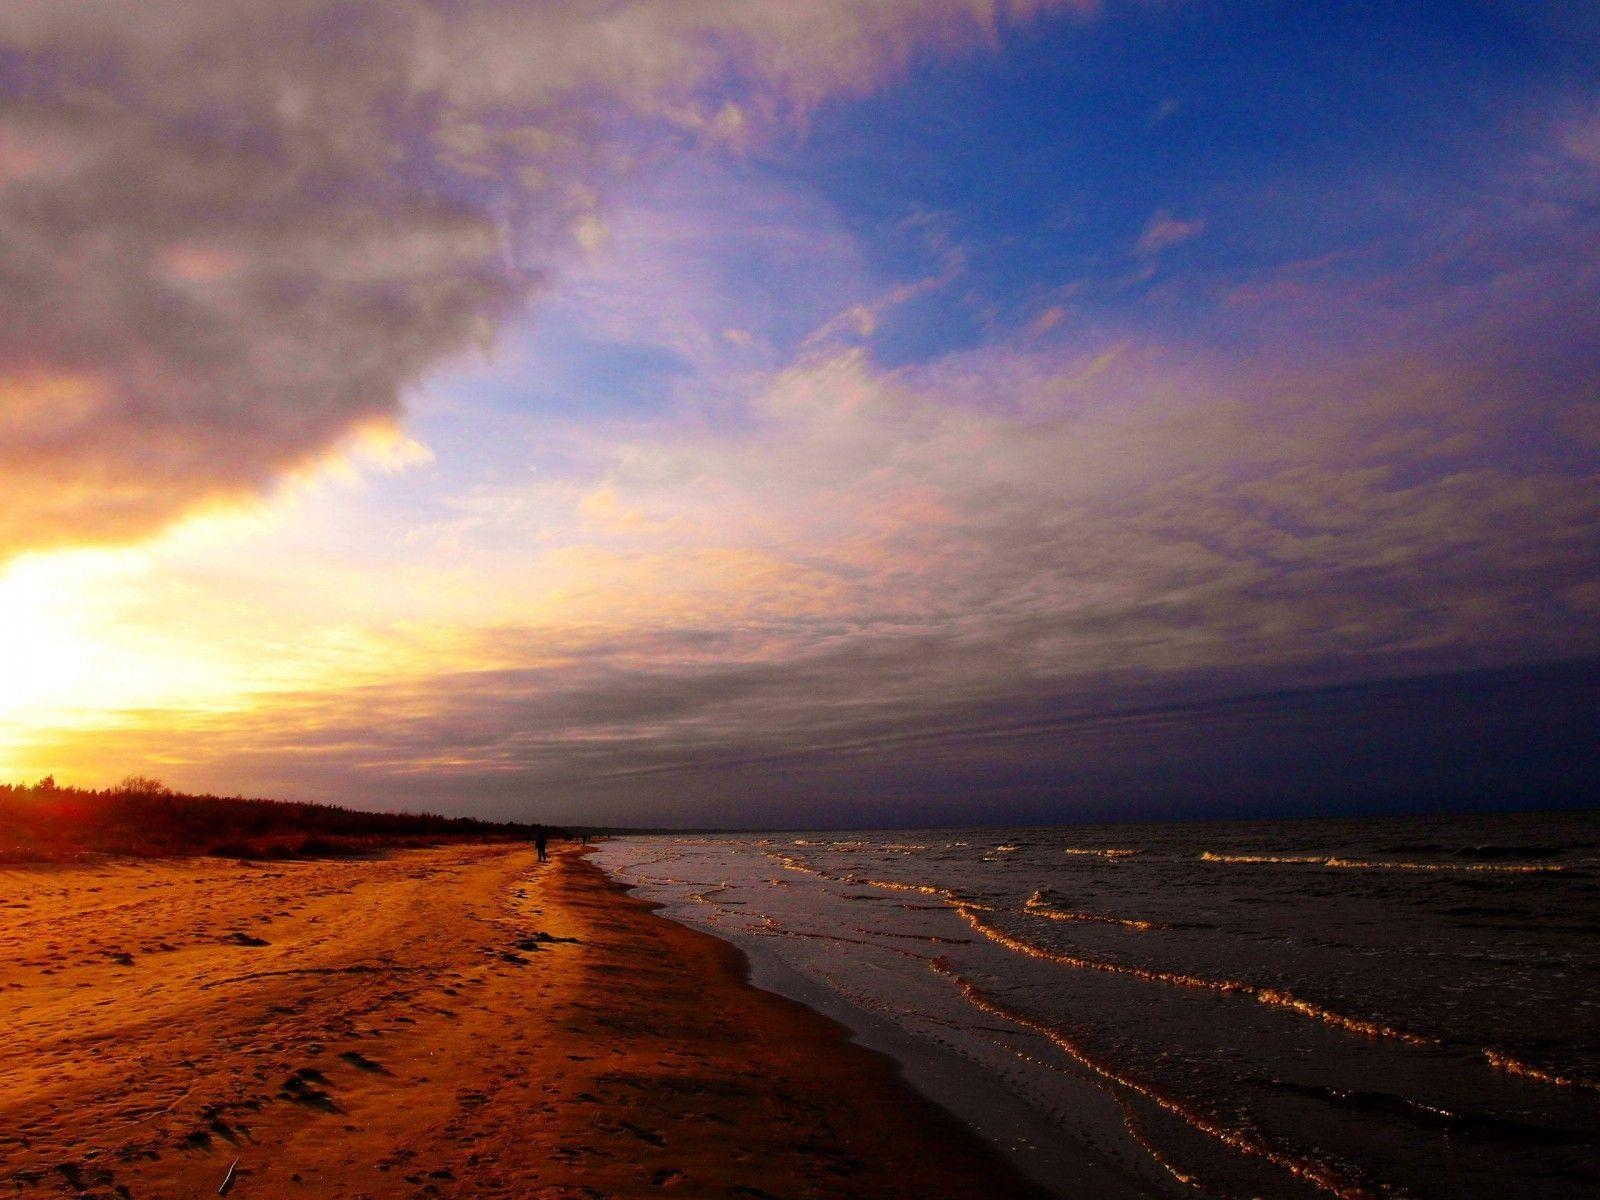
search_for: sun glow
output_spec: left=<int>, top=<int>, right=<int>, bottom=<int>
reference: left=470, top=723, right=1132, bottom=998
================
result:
left=0, top=544, right=281, bottom=781
left=0, top=526, right=338, bottom=780
left=0, top=487, right=529, bottom=784
left=0, top=552, right=101, bottom=724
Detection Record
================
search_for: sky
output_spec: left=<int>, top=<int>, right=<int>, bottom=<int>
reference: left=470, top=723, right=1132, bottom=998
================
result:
left=2, top=1, right=1597, bottom=827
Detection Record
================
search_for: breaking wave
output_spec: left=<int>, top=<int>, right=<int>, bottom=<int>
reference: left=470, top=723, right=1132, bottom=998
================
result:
left=1024, top=889, right=1160, bottom=931
left=1199, top=851, right=1565, bottom=874
left=957, top=906, right=1598, bottom=1092
left=932, top=959, right=1380, bottom=1200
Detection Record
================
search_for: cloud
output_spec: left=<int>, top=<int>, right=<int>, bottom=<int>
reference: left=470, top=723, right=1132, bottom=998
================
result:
left=1150, top=97, right=1180, bottom=123
left=1560, top=104, right=1600, bottom=168
left=23, top=636, right=1598, bottom=827
left=0, top=0, right=1087, bottom=561
left=95, top=297, right=1582, bottom=817
left=13, top=300, right=1599, bottom=817
left=1136, top=209, right=1206, bottom=256
left=6, top=21, right=1597, bottom=823
left=563, top=334, right=1597, bottom=672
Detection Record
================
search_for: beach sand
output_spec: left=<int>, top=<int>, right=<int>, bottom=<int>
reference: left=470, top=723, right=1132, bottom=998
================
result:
left=1, top=844, right=1053, bottom=1198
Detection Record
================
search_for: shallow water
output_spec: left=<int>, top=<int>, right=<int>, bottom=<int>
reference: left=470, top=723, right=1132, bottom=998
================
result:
left=597, top=811, right=1600, bottom=1200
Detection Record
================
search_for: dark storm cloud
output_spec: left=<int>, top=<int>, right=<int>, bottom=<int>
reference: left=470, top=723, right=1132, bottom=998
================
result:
left=0, top=0, right=1081, bottom=559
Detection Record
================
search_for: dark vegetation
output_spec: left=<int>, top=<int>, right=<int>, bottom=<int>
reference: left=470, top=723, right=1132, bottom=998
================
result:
left=0, top=775, right=561, bottom=863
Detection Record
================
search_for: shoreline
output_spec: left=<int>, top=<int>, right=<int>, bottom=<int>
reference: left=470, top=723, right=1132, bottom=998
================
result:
left=596, top=841, right=1171, bottom=1200
left=1, top=842, right=1053, bottom=1198
left=597, top=847, right=1166, bottom=1200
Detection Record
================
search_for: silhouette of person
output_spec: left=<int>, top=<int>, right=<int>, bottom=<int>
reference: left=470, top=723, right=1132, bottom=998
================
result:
left=535, top=829, right=549, bottom=862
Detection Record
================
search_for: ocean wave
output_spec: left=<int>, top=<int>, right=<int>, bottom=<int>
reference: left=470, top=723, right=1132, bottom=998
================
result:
left=1481, top=1050, right=1599, bottom=1092
left=957, top=904, right=1431, bottom=1046
left=847, top=875, right=954, bottom=899
left=750, top=915, right=935, bottom=961
left=981, top=844, right=1024, bottom=861
left=856, top=927, right=972, bottom=945
left=766, top=850, right=827, bottom=877
left=1024, top=890, right=1160, bottom=931
left=958, top=906, right=1598, bottom=1093
left=1199, top=851, right=1564, bottom=874
left=933, top=959, right=1377, bottom=1200
left=1265, top=1079, right=1591, bottom=1146
left=1453, top=844, right=1565, bottom=861
left=1063, top=847, right=1141, bottom=859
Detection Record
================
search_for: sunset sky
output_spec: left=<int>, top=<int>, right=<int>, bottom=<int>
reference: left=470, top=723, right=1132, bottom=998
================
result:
left=3, top=2, right=1597, bottom=826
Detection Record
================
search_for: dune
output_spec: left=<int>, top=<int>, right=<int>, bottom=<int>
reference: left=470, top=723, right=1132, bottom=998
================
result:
left=0, top=844, right=1049, bottom=1198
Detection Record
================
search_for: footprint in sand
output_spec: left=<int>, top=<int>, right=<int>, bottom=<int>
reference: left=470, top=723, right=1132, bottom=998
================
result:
left=338, top=1050, right=389, bottom=1073
left=618, top=1121, right=666, bottom=1146
left=54, top=1162, right=112, bottom=1190
left=279, top=1068, right=339, bottom=1112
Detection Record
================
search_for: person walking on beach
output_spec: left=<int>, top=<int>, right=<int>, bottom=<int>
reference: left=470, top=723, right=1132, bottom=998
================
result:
left=535, top=829, right=548, bottom=862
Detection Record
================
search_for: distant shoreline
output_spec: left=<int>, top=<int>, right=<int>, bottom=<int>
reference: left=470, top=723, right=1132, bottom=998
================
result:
left=0, top=777, right=557, bottom=863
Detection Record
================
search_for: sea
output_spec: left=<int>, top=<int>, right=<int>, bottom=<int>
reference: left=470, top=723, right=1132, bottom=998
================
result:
left=595, top=810, right=1600, bottom=1200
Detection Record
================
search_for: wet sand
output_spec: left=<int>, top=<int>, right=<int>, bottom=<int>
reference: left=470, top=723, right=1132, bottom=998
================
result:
left=0, top=844, right=1052, bottom=1198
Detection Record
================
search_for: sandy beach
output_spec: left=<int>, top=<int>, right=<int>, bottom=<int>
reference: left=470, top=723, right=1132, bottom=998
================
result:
left=0, top=843, right=1051, bottom=1199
